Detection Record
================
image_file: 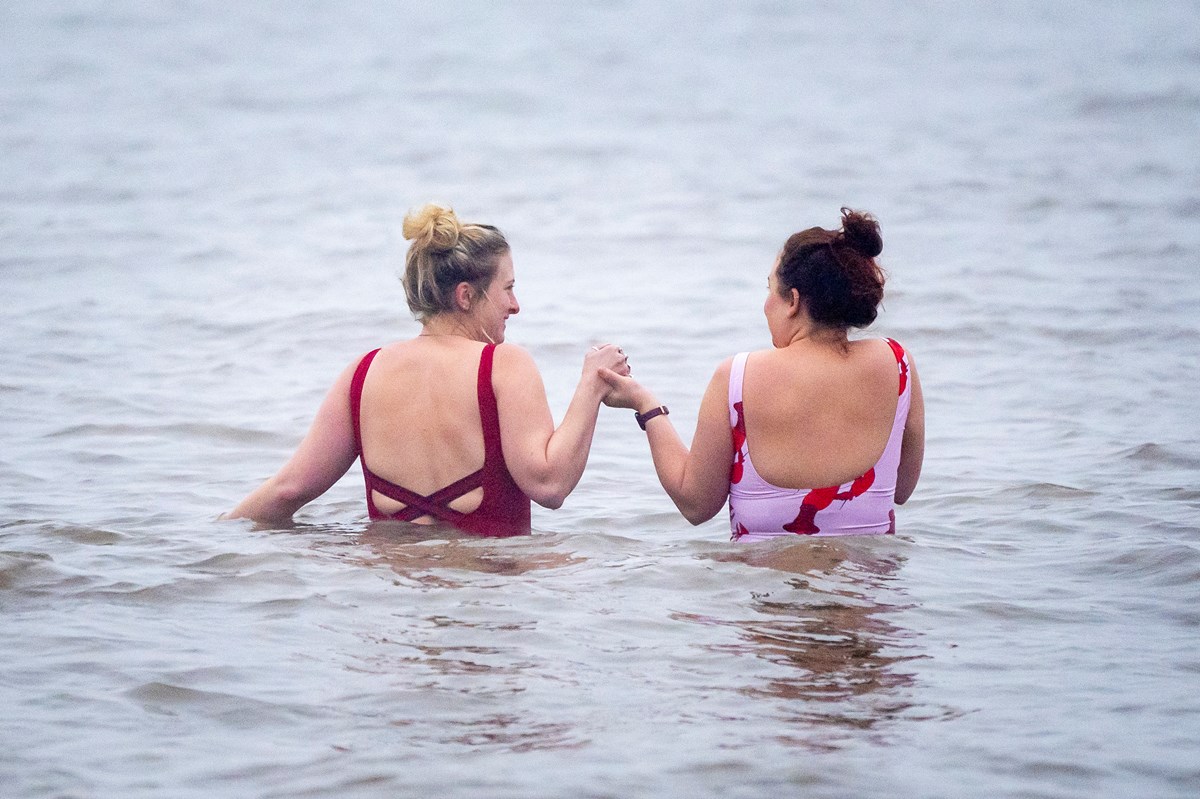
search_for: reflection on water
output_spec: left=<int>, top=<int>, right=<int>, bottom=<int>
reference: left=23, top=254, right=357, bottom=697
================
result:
left=2, top=0, right=1199, bottom=791
left=684, top=540, right=926, bottom=749
left=357, top=521, right=585, bottom=586
left=303, top=521, right=595, bottom=755
left=444, top=715, right=585, bottom=753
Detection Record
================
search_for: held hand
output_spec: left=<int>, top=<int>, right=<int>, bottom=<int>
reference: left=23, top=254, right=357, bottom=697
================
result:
left=584, top=343, right=631, bottom=379
left=597, top=367, right=656, bottom=410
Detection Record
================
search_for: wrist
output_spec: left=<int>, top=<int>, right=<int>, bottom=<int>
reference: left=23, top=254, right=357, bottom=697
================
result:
left=631, top=390, right=659, bottom=414
left=634, top=405, right=669, bottom=430
left=582, top=369, right=611, bottom=398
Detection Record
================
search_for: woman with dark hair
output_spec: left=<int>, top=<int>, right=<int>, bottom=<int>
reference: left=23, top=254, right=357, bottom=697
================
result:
left=228, top=203, right=630, bottom=535
left=601, top=208, right=924, bottom=540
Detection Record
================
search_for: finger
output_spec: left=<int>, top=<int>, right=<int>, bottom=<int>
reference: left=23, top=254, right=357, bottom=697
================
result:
left=596, top=367, right=625, bottom=387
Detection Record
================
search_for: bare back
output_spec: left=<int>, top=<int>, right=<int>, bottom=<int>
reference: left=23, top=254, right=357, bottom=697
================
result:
left=741, top=338, right=900, bottom=489
left=358, top=337, right=489, bottom=517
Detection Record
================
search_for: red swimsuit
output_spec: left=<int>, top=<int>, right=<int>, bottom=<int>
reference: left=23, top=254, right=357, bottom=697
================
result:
left=349, top=344, right=531, bottom=537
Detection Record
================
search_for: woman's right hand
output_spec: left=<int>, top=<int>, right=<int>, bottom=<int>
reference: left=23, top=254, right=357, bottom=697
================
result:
left=598, top=367, right=656, bottom=411
left=584, top=343, right=630, bottom=381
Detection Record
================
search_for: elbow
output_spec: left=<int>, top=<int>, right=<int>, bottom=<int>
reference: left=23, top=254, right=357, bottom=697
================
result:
left=272, top=475, right=316, bottom=509
left=525, top=480, right=570, bottom=510
left=248, top=475, right=311, bottom=523
left=519, top=468, right=579, bottom=510
left=678, top=498, right=723, bottom=526
left=894, top=467, right=923, bottom=506
left=668, top=485, right=726, bottom=526
left=894, top=475, right=920, bottom=505
left=533, top=493, right=566, bottom=510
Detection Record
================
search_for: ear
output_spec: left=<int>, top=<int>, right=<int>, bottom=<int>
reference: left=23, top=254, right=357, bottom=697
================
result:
left=453, top=281, right=474, bottom=312
left=786, top=287, right=802, bottom=317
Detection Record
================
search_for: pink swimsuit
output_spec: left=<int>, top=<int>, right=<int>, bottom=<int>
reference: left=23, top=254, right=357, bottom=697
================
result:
left=728, top=338, right=912, bottom=541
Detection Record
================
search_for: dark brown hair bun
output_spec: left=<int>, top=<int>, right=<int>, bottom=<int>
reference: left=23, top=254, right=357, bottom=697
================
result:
left=839, top=207, right=883, bottom=258
left=776, top=208, right=887, bottom=329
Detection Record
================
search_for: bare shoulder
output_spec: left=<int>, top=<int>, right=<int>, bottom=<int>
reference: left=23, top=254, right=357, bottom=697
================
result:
left=698, top=354, right=741, bottom=411
left=491, top=342, right=540, bottom=377
left=336, top=350, right=374, bottom=382
left=490, top=343, right=546, bottom=398
left=846, top=337, right=903, bottom=369
left=710, top=354, right=735, bottom=382
left=871, top=336, right=915, bottom=358
left=698, top=354, right=738, bottom=397
left=892, top=338, right=918, bottom=367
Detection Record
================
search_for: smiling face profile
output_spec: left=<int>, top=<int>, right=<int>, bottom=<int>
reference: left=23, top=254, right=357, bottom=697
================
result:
left=468, top=251, right=520, bottom=344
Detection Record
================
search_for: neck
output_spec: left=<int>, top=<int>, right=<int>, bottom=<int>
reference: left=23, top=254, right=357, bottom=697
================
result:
left=782, top=321, right=848, bottom=349
left=419, top=313, right=492, bottom=344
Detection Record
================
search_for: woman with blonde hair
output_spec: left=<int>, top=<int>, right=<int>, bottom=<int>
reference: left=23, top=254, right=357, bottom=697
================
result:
left=228, top=203, right=629, bottom=535
left=600, top=208, right=924, bottom=540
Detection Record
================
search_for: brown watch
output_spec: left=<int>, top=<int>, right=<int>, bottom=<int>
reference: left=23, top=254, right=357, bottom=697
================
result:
left=635, top=405, right=669, bottom=430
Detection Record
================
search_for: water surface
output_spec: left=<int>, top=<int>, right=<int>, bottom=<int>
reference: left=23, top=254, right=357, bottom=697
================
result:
left=3, top=1, right=1199, bottom=796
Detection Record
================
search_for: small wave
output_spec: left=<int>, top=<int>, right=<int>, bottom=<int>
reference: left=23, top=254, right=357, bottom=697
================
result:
left=1093, top=241, right=1188, bottom=261
left=960, top=600, right=1092, bottom=624
left=443, top=716, right=588, bottom=753
left=1172, top=197, right=1200, bottom=219
left=1118, top=443, right=1200, bottom=471
left=996, top=482, right=1100, bottom=502
left=0, top=550, right=54, bottom=591
left=1076, top=87, right=1200, bottom=117
left=1151, top=486, right=1200, bottom=503
left=1090, top=541, right=1200, bottom=587
left=47, top=523, right=128, bottom=546
left=44, top=421, right=288, bottom=446
left=181, top=551, right=294, bottom=574
left=124, top=681, right=318, bottom=726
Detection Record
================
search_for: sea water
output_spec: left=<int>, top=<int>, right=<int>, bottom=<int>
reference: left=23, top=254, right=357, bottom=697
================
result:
left=2, top=1, right=1199, bottom=796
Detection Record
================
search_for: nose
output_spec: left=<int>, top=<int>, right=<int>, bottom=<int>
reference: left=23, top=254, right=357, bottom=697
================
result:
left=509, top=293, right=520, bottom=315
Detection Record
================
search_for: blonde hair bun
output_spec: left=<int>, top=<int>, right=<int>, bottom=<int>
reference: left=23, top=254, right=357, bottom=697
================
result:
left=400, top=202, right=510, bottom=322
left=403, top=203, right=461, bottom=253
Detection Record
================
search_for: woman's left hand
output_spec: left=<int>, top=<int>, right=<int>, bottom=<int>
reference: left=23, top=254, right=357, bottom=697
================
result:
left=585, top=343, right=631, bottom=379
left=597, top=366, right=656, bottom=411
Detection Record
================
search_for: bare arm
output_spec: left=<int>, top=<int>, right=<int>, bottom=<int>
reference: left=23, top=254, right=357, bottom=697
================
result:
left=599, top=360, right=733, bottom=525
left=225, top=359, right=361, bottom=524
left=895, top=354, right=925, bottom=505
left=493, top=343, right=629, bottom=508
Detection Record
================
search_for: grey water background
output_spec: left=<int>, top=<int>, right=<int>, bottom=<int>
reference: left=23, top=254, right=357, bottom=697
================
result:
left=2, top=1, right=1199, bottom=796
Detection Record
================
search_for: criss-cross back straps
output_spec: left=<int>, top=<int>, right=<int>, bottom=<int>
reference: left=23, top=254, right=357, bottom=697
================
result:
left=365, top=468, right=484, bottom=522
left=351, top=344, right=502, bottom=522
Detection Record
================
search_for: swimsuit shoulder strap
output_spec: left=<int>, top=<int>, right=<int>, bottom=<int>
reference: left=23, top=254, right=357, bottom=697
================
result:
left=477, top=343, right=502, bottom=461
left=883, top=338, right=910, bottom=397
left=728, top=351, right=749, bottom=417
left=350, top=348, right=382, bottom=457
